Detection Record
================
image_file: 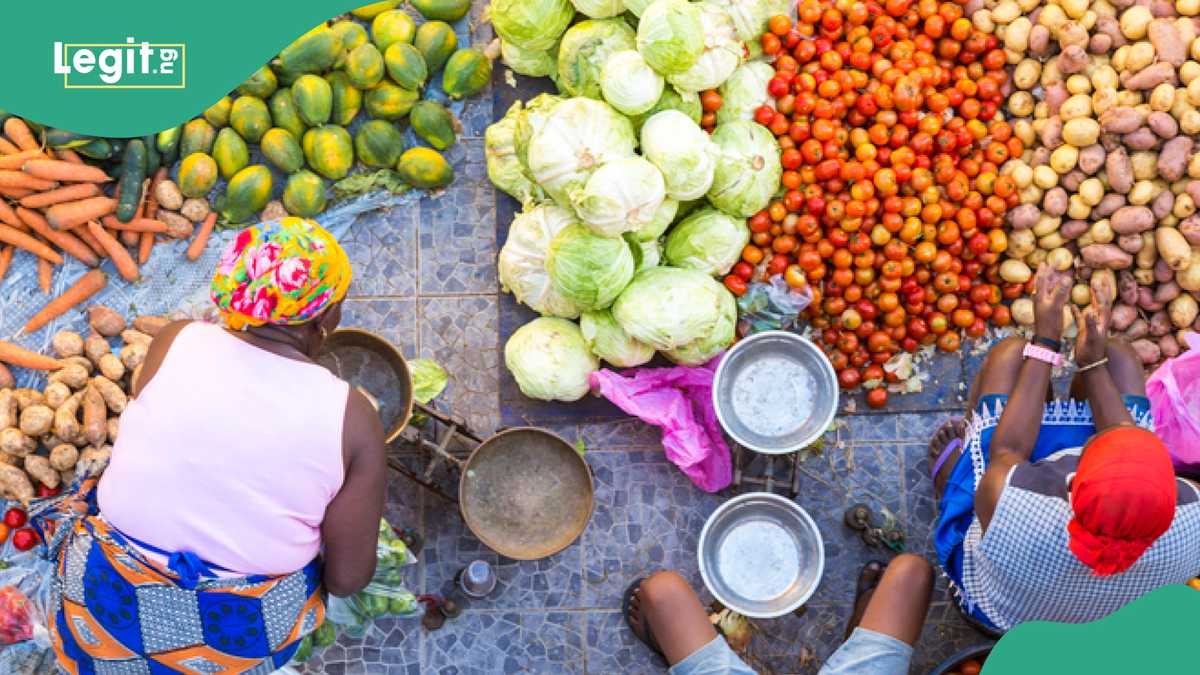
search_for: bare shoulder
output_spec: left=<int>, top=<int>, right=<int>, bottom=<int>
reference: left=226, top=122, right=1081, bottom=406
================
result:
left=342, top=386, right=386, bottom=468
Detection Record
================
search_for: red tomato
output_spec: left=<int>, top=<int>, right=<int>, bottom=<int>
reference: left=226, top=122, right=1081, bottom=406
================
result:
left=723, top=275, right=748, bottom=296
left=838, top=367, right=862, bottom=389
left=754, top=105, right=777, bottom=126
left=865, top=387, right=889, bottom=408
left=3, top=508, right=26, bottom=529
left=36, top=484, right=61, bottom=498
left=11, top=528, right=37, bottom=552
left=732, top=262, right=754, bottom=281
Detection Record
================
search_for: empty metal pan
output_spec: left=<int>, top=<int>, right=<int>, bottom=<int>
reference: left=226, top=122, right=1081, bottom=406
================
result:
left=459, top=428, right=593, bottom=560
left=317, top=328, right=414, bottom=443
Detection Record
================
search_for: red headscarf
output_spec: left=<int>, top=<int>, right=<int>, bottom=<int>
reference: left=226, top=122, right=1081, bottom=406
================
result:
left=1068, top=426, right=1177, bottom=576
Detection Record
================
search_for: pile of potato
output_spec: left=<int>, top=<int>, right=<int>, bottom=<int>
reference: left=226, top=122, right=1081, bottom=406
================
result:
left=976, top=0, right=1200, bottom=367
left=0, top=307, right=166, bottom=502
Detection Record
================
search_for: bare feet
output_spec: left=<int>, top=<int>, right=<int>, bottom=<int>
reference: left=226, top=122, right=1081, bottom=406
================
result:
left=844, top=561, right=886, bottom=640
left=624, top=572, right=718, bottom=666
left=929, top=417, right=967, bottom=497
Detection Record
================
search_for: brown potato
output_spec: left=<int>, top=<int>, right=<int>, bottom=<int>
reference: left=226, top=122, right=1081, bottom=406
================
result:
left=49, top=444, right=78, bottom=471
left=155, top=179, right=183, bottom=210
left=1127, top=318, right=1151, bottom=340
left=97, top=353, right=125, bottom=382
left=91, top=376, right=127, bottom=414
left=24, top=455, right=58, bottom=489
left=106, top=417, right=119, bottom=443
left=132, top=315, right=170, bottom=337
left=1122, top=62, right=1178, bottom=90
left=1148, top=19, right=1186, bottom=67
left=49, top=363, right=89, bottom=390
left=1160, top=334, right=1181, bottom=358
left=87, top=305, right=125, bottom=337
left=1105, top=147, right=1134, bottom=194
left=0, top=390, right=16, bottom=430
left=18, top=405, right=53, bottom=437
left=1111, top=206, right=1155, bottom=234
left=1160, top=137, right=1194, bottom=181
left=158, top=211, right=194, bottom=239
left=76, top=445, right=112, bottom=478
left=51, top=331, right=84, bottom=359
left=1130, top=338, right=1162, bottom=364
left=0, top=464, right=33, bottom=502
left=0, top=428, right=35, bottom=457
left=120, top=342, right=148, bottom=370
left=120, top=329, right=152, bottom=346
left=1112, top=303, right=1138, bottom=330
left=43, top=382, right=70, bottom=410
left=13, top=389, right=44, bottom=410
left=0, top=365, right=11, bottom=390
left=53, top=393, right=81, bottom=443
left=1081, top=244, right=1134, bottom=269
left=84, top=333, right=110, bottom=365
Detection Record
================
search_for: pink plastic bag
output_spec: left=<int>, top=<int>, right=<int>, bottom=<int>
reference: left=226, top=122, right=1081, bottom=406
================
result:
left=1146, top=332, right=1200, bottom=471
left=589, top=356, right=732, bottom=492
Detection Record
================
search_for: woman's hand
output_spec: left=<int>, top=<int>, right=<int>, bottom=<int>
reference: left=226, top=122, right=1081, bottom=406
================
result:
left=1073, top=273, right=1114, bottom=366
left=1033, top=262, right=1073, bottom=341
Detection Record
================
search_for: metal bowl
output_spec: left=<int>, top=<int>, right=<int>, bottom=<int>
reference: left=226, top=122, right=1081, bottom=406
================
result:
left=317, top=328, right=414, bottom=444
left=698, top=492, right=824, bottom=618
left=712, top=331, right=838, bottom=455
left=459, top=427, right=594, bottom=560
left=929, top=644, right=993, bottom=675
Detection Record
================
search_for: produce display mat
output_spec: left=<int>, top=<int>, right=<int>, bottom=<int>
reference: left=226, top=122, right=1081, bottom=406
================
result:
left=494, top=71, right=633, bottom=427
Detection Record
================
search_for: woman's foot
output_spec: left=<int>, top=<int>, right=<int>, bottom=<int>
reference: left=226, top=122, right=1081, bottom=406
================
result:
left=929, top=417, right=967, bottom=498
left=844, top=561, right=886, bottom=640
left=624, top=572, right=719, bottom=666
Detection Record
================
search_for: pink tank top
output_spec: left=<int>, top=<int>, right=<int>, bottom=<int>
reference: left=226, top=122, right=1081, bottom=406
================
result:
left=97, top=321, right=348, bottom=576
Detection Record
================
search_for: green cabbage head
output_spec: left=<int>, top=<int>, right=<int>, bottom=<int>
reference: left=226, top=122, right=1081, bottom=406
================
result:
left=624, top=0, right=655, bottom=16
left=612, top=266, right=733, bottom=350
left=664, top=207, right=750, bottom=276
left=640, top=109, right=718, bottom=201
left=573, top=156, right=666, bottom=237
left=628, top=86, right=702, bottom=132
left=527, top=97, right=636, bottom=207
left=492, top=0, right=576, bottom=51
left=636, top=238, right=662, bottom=271
left=505, top=317, right=599, bottom=401
left=556, top=19, right=637, bottom=99
left=706, top=0, right=790, bottom=42
left=485, top=101, right=545, bottom=207
left=636, top=0, right=704, bottom=76
left=717, top=61, right=774, bottom=124
left=547, top=222, right=637, bottom=310
left=600, top=50, right=664, bottom=116
left=513, top=93, right=562, bottom=170
left=498, top=204, right=583, bottom=318
left=664, top=284, right=735, bottom=365
left=580, top=308, right=655, bottom=367
left=633, top=197, right=678, bottom=241
left=570, top=0, right=626, bottom=18
left=500, top=40, right=557, bottom=78
left=707, top=119, right=782, bottom=217
left=666, top=4, right=743, bottom=93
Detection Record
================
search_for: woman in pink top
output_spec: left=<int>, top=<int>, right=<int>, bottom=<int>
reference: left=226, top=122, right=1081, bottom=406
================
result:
left=49, top=218, right=385, bottom=673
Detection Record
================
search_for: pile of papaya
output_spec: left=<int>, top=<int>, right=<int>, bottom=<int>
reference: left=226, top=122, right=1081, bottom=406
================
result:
left=37, top=0, right=491, bottom=228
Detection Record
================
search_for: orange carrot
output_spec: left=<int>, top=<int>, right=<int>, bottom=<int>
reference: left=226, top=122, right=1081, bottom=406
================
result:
left=22, top=159, right=110, bottom=183
left=100, top=216, right=167, bottom=233
left=45, top=196, right=117, bottom=231
left=0, top=137, right=18, bottom=155
left=138, top=232, right=155, bottom=265
left=0, top=188, right=33, bottom=200
left=0, top=150, right=47, bottom=170
left=119, top=229, right=139, bottom=247
left=18, top=182, right=101, bottom=209
left=0, top=340, right=63, bottom=370
left=55, top=148, right=84, bottom=164
left=3, top=119, right=39, bottom=152
left=0, top=170, right=56, bottom=191
left=0, top=246, right=12, bottom=281
left=21, top=269, right=108, bottom=335
left=187, top=212, right=218, bottom=261
left=0, top=200, right=20, bottom=228
left=86, top=221, right=138, bottom=281
left=74, top=224, right=107, bottom=259
left=16, top=207, right=98, bottom=267
left=37, top=257, right=52, bottom=293
left=0, top=224, right=63, bottom=264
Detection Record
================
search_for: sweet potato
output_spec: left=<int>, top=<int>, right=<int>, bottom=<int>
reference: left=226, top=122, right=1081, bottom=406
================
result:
left=1008, top=204, right=1040, bottom=229
left=1151, top=190, right=1175, bottom=221
left=1122, top=62, right=1178, bottom=90
left=1078, top=144, right=1106, bottom=174
left=0, top=366, right=11, bottom=390
left=1105, top=147, right=1134, bottom=194
left=132, top=315, right=169, bottom=337
left=87, top=305, right=125, bottom=337
left=18, top=405, right=53, bottom=437
left=1160, top=137, right=1194, bottom=182
left=120, top=342, right=147, bottom=370
left=12, top=389, right=44, bottom=410
left=1081, top=244, right=1134, bottom=269
left=1111, top=303, right=1138, bottom=331
left=53, top=393, right=81, bottom=443
left=1155, top=281, right=1182, bottom=304
left=1147, top=111, right=1179, bottom=139
left=1160, top=334, right=1181, bottom=358
left=1156, top=227, right=1192, bottom=270
left=0, top=464, right=33, bottom=502
left=1100, top=107, right=1145, bottom=134
left=1150, top=310, right=1173, bottom=336
left=81, top=385, right=106, bottom=448
left=49, top=363, right=88, bottom=390
left=91, top=376, right=127, bottom=413
left=1118, top=234, right=1144, bottom=254
left=43, top=381, right=70, bottom=409
left=1061, top=219, right=1090, bottom=240
left=97, top=353, right=124, bottom=382
left=1130, top=338, right=1162, bottom=364
left=24, top=455, right=58, bottom=489
left=1149, top=19, right=1187, bottom=66
left=1180, top=216, right=1200, bottom=245
left=120, top=329, right=152, bottom=346
left=49, top=444, right=77, bottom=471
left=106, top=417, right=118, bottom=443
left=0, top=428, right=34, bottom=457
left=1111, top=206, right=1155, bottom=235
left=1127, top=317, right=1151, bottom=340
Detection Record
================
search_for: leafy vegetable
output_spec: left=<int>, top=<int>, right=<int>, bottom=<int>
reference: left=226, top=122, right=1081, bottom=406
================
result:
left=640, top=109, right=718, bottom=201
left=409, top=359, right=449, bottom=403
left=491, top=0, right=576, bottom=51
left=556, top=19, right=637, bottom=99
left=664, top=282, right=735, bottom=365
left=706, top=0, right=790, bottom=42
left=504, top=317, right=599, bottom=401
left=636, top=0, right=704, bottom=76
left=498, top=204, right=583, bottom=318
left=485, top=101, right=545, bottom=206
left=612, top=266, right=733, bottom=350
left=513, top=93, right=563, bottom=170
left=600, top=50, right=664, bottom=116
left=628, top=86, right=703, bottom=132
left=547, top=222, right=636, bottom=310
left=663, top=207, right=750, bottom=276
left=573, top=156, right=667, bottom=237
left=570, top=0, right=626, bottom=18
left=717, top=61, right=774, bottom=124
left=581, top=308, right=655, bottom=367
left=332, top=169, right=409, bottom=199
left=707, top=119, right=782, bottom=217
left=666, top=4, right=743, bottom=93
left=633, top=197, right=678, bottom=241
left=636, top=238, right=661, bottom=271
left=500, top=40, right=557, bottom=78
left=527, top=97, right=636, bottom=207
left=624, top=0, right=655, bottom=16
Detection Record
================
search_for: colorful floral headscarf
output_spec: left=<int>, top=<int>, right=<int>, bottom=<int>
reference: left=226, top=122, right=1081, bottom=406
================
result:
left=210, top=217, right=352, bottom=330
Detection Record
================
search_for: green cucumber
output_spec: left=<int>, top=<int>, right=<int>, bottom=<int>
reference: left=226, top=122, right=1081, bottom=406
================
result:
left=142, top=134, right=161, bottom=174
left=116, top=140, right=147, bottom=222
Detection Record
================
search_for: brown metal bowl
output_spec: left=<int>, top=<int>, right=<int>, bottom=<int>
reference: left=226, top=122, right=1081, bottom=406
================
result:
left=459, top=428, right=594, bottom=560
left=317, top=328, right=414, bottom=443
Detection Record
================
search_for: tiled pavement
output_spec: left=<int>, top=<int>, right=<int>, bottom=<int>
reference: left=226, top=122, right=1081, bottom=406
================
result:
left=304, top=8, right=993, bottom=673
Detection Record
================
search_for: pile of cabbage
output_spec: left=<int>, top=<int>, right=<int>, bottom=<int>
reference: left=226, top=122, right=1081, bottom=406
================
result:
left=487, top=0, right=786, bottom=402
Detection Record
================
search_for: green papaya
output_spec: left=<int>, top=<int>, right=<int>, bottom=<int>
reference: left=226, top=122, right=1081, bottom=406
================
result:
left=269, top=88, right=308, bottom=141
left=178, top=152, right=219, bottom=198
left=351, top=0, right=399, bottom=19
left=411, top=0, right=470, bottom=22
left=414, top=21, right=458, bottom=74
left=384, top=43, right=428, bottom=90
left=372, top=10, right=416, bottom=51
left=260, top=128, right=304, bottom=173
left=410, top=101, right=457, bottom=150
left=292, top=635, right=313, bottom=664
left=292, top=74, right=333, bottom=127
left=222, top=164, right=274, bottom=223
left=397, top=147, right=453, bottom=188
left=303, top=125, right=354, bottom=180
left=238, top=65, right=277, bottom=98
left=203, top=96, right=233, bottom=128
left=326, top=72, right=362, bottom=126
left=354, top=119, right=404, bottom=168
left=229, top=96, right=271, bottom=143
left=212, top=127, right=250, bottom=179
left=179, top=118, right=217, bottom=158
left=344, top=43, right=385, bottom=90
left=442, top=48, right=492, bottom=99
left=156, top=126, right=182, bottom=163
left=283, top=170, right=329, bottom=217
left=312, top=621, right=337, bottom=649
left=364, top=81, right=418, bottom=120
left=331, top=20, right=369, bottom=68
left=279, top=24, right=340, bottom=75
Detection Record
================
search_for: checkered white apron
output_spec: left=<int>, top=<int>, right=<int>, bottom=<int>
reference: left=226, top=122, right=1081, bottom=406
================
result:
left=960, top=448, right=1200, bottom=631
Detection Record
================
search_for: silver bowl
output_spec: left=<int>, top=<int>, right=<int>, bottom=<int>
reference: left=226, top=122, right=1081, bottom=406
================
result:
left=712, top=331, right=838, bottom=455
left=698, top=492, right=825, bottom=618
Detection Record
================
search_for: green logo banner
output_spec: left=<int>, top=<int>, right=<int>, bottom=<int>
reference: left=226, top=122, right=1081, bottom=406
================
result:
left=983, top=585, right=1200, bottom=673
left=0, top=0, right=359, bottom=137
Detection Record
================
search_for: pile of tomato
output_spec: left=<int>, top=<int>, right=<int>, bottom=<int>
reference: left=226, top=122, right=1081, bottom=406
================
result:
left=722, top=0, right=1026, bottom=407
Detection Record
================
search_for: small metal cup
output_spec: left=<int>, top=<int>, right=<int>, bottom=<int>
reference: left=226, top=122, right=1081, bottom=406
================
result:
left=457, top=560, right=497, bottom=598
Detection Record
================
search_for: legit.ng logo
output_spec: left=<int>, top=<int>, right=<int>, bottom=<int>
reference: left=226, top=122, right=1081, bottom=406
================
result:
left=53, top=38, right=185, bottom=89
